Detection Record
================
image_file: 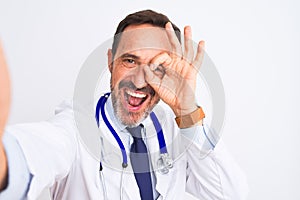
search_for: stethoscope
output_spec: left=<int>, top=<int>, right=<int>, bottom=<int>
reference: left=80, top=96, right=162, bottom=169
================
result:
left=95, top=92, right=173, bottom=200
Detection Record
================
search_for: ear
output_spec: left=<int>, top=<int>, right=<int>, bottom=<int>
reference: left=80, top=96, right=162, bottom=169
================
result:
left=107, top=49, right=113, bottom=73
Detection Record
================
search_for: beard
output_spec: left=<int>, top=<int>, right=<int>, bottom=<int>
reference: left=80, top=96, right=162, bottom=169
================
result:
left=111, top=79, right=159, bottom=127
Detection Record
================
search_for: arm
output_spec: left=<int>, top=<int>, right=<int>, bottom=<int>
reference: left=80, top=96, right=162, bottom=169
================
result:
left=0, top=144, right=7, bottom=191
left=182, top=125, right=249, bottom=199
left=0, top=40, right=10, bottom=190
left=3, top=102, right=78, bottom=199
left=0, top=41, right=30, bottom=199
left=0, top=41, right=77, bottom=199
left=144, top=23, right=248, bottom=199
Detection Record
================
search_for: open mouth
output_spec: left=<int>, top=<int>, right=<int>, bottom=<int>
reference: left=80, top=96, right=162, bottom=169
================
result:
left=124, top=89, right=149, bottom=111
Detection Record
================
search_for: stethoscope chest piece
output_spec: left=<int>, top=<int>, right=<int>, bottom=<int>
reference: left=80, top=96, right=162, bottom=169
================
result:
left=157, top=153, right=173, bottom=174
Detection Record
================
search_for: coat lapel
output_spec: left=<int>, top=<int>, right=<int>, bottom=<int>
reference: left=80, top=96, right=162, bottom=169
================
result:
left=122, top=171, right=142, bottom=200
left=145, top=122, right=177, bottom=199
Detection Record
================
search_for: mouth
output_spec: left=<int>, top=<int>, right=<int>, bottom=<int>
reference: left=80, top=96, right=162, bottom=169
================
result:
left=123, top=89, right=149, bottom=112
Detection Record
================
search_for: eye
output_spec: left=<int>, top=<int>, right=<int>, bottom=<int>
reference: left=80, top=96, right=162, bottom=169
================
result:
left=154, top=64, right=166, bottom=78
left=122, top=58, right=137, bottom=68
left=125, top=59, right=135, bottom=64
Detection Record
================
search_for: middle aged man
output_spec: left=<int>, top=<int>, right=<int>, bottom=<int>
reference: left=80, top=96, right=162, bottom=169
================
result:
left=0, top=9, right=248, bottom=200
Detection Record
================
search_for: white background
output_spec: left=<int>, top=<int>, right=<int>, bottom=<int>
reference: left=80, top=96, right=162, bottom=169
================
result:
left=1, top=0, right=300, bottom=199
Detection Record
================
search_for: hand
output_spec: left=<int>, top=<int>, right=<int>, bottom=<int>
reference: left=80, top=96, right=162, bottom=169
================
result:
left=0, top=40, right=10, bottom=190
left=144, top=22, right=205, bottom=116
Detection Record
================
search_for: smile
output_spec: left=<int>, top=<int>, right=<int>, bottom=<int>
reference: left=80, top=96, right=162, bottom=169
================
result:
left=124, top=89, right=149, bottom=111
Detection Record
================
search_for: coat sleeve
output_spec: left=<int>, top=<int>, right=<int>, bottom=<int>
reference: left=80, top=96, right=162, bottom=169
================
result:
left=181, top=125, right=249, bottom=200
left=0, top=132, right=31, bottom=199
left=4, top=101, right=78, bottom=199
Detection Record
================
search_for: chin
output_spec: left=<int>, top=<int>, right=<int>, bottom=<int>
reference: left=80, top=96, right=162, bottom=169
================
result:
left=111, top=88, right=159, bottom=127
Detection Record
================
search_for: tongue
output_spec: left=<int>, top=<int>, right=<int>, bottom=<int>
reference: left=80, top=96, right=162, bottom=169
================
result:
left=128, top=96, right=143, bottom=106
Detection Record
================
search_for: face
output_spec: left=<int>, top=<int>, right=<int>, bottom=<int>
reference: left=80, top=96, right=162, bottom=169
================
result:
left=108, top=24, right=172, bottom=127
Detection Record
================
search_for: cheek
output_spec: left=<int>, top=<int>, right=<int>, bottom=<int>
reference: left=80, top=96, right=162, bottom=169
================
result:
left=110, top=76, right=116, bottom=89
left=111, top=68, right=132, bottom=88
left=111, top=69, right=122, bottom=89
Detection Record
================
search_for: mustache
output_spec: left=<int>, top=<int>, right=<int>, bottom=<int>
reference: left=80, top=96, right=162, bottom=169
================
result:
left=118, top=80, right=156, bottom=96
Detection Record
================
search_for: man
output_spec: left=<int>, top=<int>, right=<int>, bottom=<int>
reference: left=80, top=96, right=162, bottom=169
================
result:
left=0, top=10, right=248, bottom=199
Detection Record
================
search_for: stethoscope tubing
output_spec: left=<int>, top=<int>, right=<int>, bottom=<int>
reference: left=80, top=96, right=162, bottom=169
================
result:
left=96, top=93, right=172, bottom=199
left=96, top=93, right=168, bottom=167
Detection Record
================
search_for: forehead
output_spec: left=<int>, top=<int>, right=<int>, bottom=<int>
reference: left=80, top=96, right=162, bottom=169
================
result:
left=114, top=24, right=172, bottom=60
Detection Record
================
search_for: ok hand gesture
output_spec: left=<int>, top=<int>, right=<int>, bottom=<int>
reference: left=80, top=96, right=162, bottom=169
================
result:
left=144, top=22, right=205, bottom=117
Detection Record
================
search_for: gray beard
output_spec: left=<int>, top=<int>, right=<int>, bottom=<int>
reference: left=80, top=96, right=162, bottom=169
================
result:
left=110, top=88, right=159, bottom=128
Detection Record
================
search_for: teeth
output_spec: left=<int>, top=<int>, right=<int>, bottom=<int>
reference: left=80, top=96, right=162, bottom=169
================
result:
left=126, top=90, right=146, bottom=98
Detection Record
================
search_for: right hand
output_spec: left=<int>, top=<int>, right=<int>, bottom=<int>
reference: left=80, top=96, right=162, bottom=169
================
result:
left=0, top=40, right=11, bottom=190
left=144, top=23, right=205, bottom=117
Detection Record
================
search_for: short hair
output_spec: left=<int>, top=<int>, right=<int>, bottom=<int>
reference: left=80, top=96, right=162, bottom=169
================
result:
left=111, top=9, right=181, bottom=58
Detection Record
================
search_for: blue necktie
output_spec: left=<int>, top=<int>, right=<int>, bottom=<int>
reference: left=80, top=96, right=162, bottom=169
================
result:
left=127, top=125, right=154, bottom=200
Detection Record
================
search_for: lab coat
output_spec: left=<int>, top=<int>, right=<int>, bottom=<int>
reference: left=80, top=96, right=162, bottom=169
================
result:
left=6, top=100, right=248, bottom=200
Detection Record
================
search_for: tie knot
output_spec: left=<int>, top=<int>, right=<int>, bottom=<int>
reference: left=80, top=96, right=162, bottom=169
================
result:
left=126, top=125, right=143, bottom=139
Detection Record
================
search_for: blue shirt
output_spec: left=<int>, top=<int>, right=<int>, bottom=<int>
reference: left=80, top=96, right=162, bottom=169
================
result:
left=0, top=132, right=32, bottom=199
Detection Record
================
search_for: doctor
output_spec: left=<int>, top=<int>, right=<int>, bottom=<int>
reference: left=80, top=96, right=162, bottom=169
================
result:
left=0, top=10, right=248, bottom=199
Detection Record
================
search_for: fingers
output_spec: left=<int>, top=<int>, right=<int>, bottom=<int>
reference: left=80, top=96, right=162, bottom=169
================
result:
left=150, top=52, right=172, bottom=70
left=150, top=52, right=172, bottom=76
left=192, top=40, right=205, bottom=70
left=0, top=40, right=10, bottom=100
left=153, top=24, right=205, bottom=77
left=149, top=51, right=182, bottom=77
left=183, top=26, right=194, bottom=63
left=0, top=40, right=8, bottom=73
left=0, top=40, right=11, bottom=135
left=165, top=22, right=182, bottom=57
left=144, top=64, right=162, bottom=92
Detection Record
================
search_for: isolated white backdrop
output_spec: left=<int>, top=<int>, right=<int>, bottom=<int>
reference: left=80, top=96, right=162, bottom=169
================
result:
left=1, top=0, right=300, bottom=199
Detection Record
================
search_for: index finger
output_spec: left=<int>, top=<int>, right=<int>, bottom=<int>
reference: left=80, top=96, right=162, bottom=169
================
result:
left=165, top=22, right=182, bottom=57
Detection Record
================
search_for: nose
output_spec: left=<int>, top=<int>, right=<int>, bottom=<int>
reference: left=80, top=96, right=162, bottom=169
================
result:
left=132, top=65, right=147, bottom=89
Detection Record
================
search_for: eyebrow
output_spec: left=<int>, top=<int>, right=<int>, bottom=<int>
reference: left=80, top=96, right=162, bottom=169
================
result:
left=119, top=53, right=140, bottom=60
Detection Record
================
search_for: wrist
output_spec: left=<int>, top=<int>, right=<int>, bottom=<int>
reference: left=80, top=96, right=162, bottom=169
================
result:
left=175, top=106, right=205, bottom=129
left=173, top=105, right=198, bottom=117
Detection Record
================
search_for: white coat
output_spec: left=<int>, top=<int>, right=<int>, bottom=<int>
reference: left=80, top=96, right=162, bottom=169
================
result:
left=6, top=100, right=248, bottom=200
